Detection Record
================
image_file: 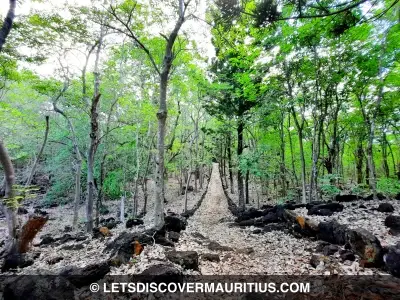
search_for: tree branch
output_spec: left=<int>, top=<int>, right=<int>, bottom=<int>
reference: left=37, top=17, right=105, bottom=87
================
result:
left=0, top=0, right=16, bottom=52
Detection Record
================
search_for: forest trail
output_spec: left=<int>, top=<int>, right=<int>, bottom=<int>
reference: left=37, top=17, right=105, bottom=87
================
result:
left=175, top=163, right=315, bottom=275
left=189, top=163, right=231, bottom=229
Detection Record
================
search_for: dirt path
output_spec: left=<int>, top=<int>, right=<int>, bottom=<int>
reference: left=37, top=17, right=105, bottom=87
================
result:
left=175, top=163, right=323, bottom=275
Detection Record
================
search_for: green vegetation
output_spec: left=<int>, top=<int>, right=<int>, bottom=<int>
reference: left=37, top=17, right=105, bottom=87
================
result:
left=0, top=0, right=399, bottom=235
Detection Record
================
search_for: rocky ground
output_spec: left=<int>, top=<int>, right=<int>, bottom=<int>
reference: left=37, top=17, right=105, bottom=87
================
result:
left=293, top=200, right=400, bottom=248
left=1, top=164, right=400, bottom=300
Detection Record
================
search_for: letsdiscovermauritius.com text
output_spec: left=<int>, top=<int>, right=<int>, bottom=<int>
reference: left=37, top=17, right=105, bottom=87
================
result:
left=96, top=282, right=310, bottom=293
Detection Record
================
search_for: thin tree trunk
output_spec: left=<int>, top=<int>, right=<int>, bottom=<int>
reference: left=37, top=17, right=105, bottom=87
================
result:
left=287, top=115, right=299, bottom=187
left=96, top=154, right=106, bottom=227
left=291, top=107, right=307, bottom=204
left=355, top=138, right=364, bottom=184
left=132, top=130, right=140, bottom=218
left=245, top=169, right=250, bottom=204
left=366, top=127, right=377, bottom=198
left=95, top=92, right=120, bottom=226
left=120, top=194, right=125, bottom=223
left=363, top=30, right=388, bottom=200
left=310, top=119, right=323, bottom=202
left=154, top=74, right=168, bottom=229
left=86, top=30, right=104, bottom=232
left=86, top=93, right=101, bottom=232
left=279, top=112, right=286, bottom=197
left=381, top=131, right=390, bottom=178
left=26, top=116, right=50, bottom=186
left=0, top=0, right=18, bottom=245
left=223, top=141, right=228, bottom=186
left=365, top=154, right=370, bottom=186
left=237, top=118, right=245, bottom=209
left=184, top=169, right=192, bottom=213
left=227, top=132, right=234, bottom=194
left=72, top=163, right=81, bottom=229
left=387, top=140, right=397, bottom=177
left=0, top=140, right=17, bottom=239
left=141, top=152, right=152, bottom=215
left=52, top=86, right=82, bottom=230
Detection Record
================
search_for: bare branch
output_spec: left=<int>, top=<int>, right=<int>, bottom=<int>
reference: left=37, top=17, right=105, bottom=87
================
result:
left=107, top=4, right=161, bottom=75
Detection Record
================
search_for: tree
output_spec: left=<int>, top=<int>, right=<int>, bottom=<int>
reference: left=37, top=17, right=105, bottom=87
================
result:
left=0, top=0, right=18, bottom=245
left=106, top=0, right=193, bottom=228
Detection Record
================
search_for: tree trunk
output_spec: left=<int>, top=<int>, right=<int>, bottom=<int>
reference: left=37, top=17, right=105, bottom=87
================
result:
left=237, top=119, right=245, bottom=209
left=153, top=2, right=185, bottom=229
left=154, top=73, right=168, bottom=229
left=381, top=131, right=390, bottom=178
left=222, top=143, right=228, bottom=188
left=142, top=179, right=148, bottom=215
left=227, top=132, right=234, bottom=194
left=0, top=0, right=16, bottom=52
left=287, top=115, right=299, bottom=187
left=140, top=133, right=152, bottom=216
left=279, top=112, right=286, bottom=197
left=132, top=130, right=140, bottom=218
left=26, top=116, right=50, bottom=186
left=184, top=169, right=192, bottom=213
left=387, top=139, right=397, bottom=178
left=120, top=194, right=125, bottom=223
left=52, top=86, right=82, bottom=230
left=291, top=107, right=307, bottom=204
left=0, top=140, right=17, bottom=239
left=72, top=161, right=82, bottom=229
left=309, top=119, right=323, bottom=202
left=366, top=126, right=377, bottom=198
left=0, top=0, right=18, bottom=245
left=364, top=30, right=388, bottom=200
left=245, top=169, right=250, bottom=204
left=86, top=30, right=104, bottom=232
left=355, top=139, right=363, bottom=184
left=86, top=93, right=101, bottom=232
left=95, top=154, right=106, bottom=228
left=365, top=154, right=370, bottom=186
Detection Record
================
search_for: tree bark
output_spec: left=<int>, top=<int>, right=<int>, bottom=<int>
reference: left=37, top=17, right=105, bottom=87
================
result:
left=154, top=75, right=168, bottom=229
left=0, top=0, right=18, bottom=245
left=355, top=138, right=364, bottom=184
left=237, top=118, right=245, bottom=209
left=291, top=107, right=307, bottom=204
left=26, top=116, right=50, bottom=187
left=381, top=131, right=390, bottom=178
left=245, top=169, right=250, bottom=204
left=227, top=132, right=234, bottom=194
left=365, top=154, right=370, bottom=186
left=0, top=139, right=17, bottom=239
left=279, top=112, right=286, bottom=197
left=120, top=194, right=125, bottom=223
left=86, top=94, right=101, bottom=232
left=132, top=129, right=140, bottom=218
left=287, top=115, right=299, bottom=187
left=86, top=29, right=104, bottom=232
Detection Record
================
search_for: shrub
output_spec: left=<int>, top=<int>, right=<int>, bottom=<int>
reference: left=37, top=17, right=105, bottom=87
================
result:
left=319, top=174, right=341, bottom=199
left=103, top=170, right=123, bottom=200
left=377, top=178, right=400, bottom=197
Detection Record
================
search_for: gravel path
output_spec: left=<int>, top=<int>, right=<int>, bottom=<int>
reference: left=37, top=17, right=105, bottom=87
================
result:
left=175, top=163, right=323, bottom=275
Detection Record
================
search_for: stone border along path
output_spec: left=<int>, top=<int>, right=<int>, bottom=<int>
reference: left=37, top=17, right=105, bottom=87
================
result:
left=175, top=163, right=325, bottom=275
